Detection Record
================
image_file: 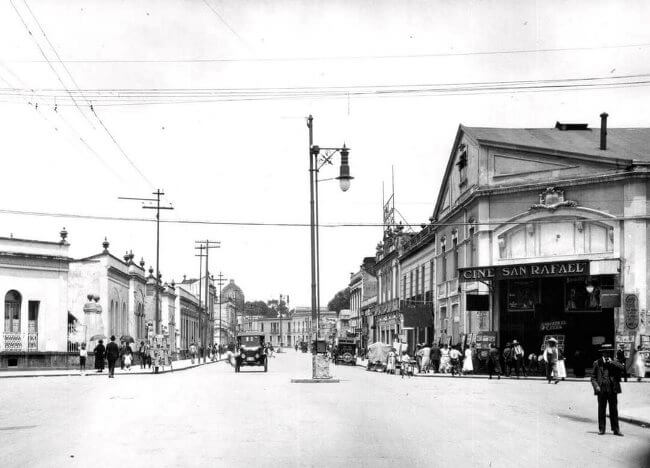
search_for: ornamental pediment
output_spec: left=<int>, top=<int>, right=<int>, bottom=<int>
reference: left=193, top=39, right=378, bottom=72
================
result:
left=530, top=187, right=577, bottom=211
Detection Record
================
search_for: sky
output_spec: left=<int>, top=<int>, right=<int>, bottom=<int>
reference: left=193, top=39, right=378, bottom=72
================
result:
left=1, top=0, right=650, bottom=308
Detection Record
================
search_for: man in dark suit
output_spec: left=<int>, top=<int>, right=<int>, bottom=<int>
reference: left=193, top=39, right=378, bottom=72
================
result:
left=591, top=344, right=624, bottom=436
left=105, top=335, right=120, bottom=379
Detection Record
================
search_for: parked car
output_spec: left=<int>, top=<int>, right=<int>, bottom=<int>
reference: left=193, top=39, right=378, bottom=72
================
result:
left=234, top=333, right=268, bottom=372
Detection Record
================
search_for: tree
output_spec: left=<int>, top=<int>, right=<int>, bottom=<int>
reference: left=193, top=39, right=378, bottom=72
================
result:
left=244, top=300, right=272, bottom=317
left=328, top=287, right=350, bottom=312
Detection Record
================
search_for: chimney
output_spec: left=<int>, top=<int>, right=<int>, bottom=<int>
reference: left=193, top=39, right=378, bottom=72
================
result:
left=600, top=112, right=608, bottom=150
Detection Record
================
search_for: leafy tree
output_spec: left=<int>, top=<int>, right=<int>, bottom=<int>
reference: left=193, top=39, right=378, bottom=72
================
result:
left=328, top=287, right=350, bottom=312
left=244, top=300, right=272, bottom=317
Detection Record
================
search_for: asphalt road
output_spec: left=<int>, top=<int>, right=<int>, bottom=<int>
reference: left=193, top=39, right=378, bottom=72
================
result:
left=0, top=351, right=648, bottom=467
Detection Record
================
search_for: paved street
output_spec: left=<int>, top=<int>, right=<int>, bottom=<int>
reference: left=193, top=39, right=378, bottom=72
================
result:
left=1, top=351, right=648, bottom=468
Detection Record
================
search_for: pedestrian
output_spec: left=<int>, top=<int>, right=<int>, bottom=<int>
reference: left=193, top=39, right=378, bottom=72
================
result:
left=487, top=343, right=501, bottom=379
left=502, top=342, right=513, bottom=377
left=119, top=341, right=128, bottom=370
left=462, top=345, right=474, bottom=375
left=93, top=339, right=106, bottom=373
left=616, top=345, right=628, bottom=383
left=632, top=345, right=646, bottom=382
left=138, top=341, right=146, bottom=369
left=439, top=344, right=451, bottom=373
left=416, top=343, right=431, bottom=374
left=105, top=335, right=120, bottom=378
left=400, top=350, right=413, bottom=378
left=591, top=343, right=624, bottom=436
left=295, top=343, right=298, bottom=352
left=145, top=342, right=152, bottom=368
left=543, top=338, right=560, bottom=384
left=527, top=352, right=538, bottom=375
left=449, top=346, right=462, bottom=376
left=431, top=343, right=441, bottom=374
left=123, top=345, right=133, bottom=370
left=189, top=342, right=197, bottom=364
left=386, top=348, right=397, bottom=375
left=79, top=343, right=87, bottom=375
left=512, top=340, right=526, bottom=378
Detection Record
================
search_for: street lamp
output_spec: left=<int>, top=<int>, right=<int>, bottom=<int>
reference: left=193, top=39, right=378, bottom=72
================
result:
left=307, top=115, right=352, bottom=380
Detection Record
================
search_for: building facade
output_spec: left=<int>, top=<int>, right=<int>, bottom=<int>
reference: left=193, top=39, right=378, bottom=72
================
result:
left=0, top=231, right=72, bottom=367
left=348, top=256, right=377, bottom=351
left=432, top=116, right=649, bottom=365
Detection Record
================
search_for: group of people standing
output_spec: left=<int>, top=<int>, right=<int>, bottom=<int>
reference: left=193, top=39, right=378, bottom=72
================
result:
left=87, top=337, right=154, bottom=377
left=412, top=343, right=474, bottom=376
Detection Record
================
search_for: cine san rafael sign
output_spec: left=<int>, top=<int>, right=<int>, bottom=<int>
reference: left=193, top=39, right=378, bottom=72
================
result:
left=459, top=261, right=589, bottom=282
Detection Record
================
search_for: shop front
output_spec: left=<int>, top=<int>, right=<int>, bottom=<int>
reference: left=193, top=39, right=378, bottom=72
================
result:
left=460, top=259, right=620, bottom=366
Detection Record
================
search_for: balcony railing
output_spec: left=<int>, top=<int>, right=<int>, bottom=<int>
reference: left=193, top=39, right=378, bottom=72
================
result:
left=1, top=332, right=38, bottom=351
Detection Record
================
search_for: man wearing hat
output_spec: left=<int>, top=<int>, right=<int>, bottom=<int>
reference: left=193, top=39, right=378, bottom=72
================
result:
left=543, top=337, right=560, bottom=384
left=512, top=340, right=526, bottom=378
left=591, top=344, right=625, bottom=436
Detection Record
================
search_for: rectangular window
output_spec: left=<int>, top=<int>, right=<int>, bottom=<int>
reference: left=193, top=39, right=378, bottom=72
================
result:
left=441, top=246, right=447, bottom=282
left=415, top=269, right=419, bottom=298
left=429, top=260, right=434, bottom=293
left=402, top=275, right=406, bottom=301
left=421, top=265, right=426, bottom=298
left=28, top=301, right=39, bottom=333
left=409, top=271, right=414, bottom=299
left=452, top=238, right=459, bottom=278
left=469, top=227, right=476, bottom=266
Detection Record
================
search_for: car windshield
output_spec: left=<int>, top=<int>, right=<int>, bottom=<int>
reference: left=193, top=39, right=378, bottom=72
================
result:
left=239, top=336, right=262, bottom=347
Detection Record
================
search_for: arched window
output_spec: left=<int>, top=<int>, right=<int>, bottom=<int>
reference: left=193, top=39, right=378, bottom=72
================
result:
left=122, top=302, right=127, bottom=335
left=4, top=290, right=22, bottom=332
left=110, top=300, right=116, bottom=335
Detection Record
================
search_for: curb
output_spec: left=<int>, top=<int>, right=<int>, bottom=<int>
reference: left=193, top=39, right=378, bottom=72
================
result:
left=616, top=415, right=650, bottom=428
left=0, top=358, right=224, bottom=379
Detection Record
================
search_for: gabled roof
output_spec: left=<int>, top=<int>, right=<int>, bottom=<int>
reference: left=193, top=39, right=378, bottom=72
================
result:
left=432, top=124, right=650, bottom=221
left=465, top=126, right=650, bottom=162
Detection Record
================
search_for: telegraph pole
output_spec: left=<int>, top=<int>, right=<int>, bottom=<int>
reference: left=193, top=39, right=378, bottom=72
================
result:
left=215, top=272, right=226, bottom=356
left=119, top=189, right=173, bottom=334
left=194, top=245, right=205, bottom=358
left=196, top=240, right=220, bottom=363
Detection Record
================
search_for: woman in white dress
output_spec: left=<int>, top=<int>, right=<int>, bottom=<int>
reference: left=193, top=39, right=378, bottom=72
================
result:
left=633, top=345, right=646, bottom=382
left=439, top=344, right=451, bottom=373
left=462, top=345, right=474, bottom=374
left=386, top=349, right=397, bottom=374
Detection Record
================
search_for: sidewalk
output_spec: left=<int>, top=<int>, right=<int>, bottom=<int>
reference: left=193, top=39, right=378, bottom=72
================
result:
left=0, top=357, right=224, bottom=379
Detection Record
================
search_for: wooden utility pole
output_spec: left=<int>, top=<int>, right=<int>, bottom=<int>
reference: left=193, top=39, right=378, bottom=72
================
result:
left=195, top=240, right=220, bottom=363
left=119, top=190, right=173, bottom=334
left=215, top=272, right=227, bottom=354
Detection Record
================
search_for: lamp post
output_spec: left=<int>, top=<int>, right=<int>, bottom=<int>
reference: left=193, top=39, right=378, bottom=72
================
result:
left=306, top=115, right=353, bottom=379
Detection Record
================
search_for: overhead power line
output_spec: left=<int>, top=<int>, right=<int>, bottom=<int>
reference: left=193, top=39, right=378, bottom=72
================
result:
left=13, top=0, right=153, bottom=188
left=1, top=207, right=649, bottom=229
left=7, top=41, right=650, bottom=64
left=2, top=73, right=649, bottom=106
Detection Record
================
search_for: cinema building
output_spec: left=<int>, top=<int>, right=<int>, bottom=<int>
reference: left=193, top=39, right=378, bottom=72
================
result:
left=432, top=114, right=649, bottom=363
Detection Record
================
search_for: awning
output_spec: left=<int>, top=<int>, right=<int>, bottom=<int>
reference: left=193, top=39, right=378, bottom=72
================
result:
left=401, top=303, right=434, bottom=328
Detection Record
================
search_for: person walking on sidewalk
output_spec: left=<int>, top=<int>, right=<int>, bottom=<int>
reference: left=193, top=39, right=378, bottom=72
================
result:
left=189, top=342, right=197, bottom=364
left=512, top=340, right=526, bottom=378
left=416, top=343, right=431, bottom=374
left=119, top=341, right=128, bottom=370
left=106, top=335, right=120, bottom=378
left=462, top=345, right=474, bottom=375
left=138, top=341, right=146, bottom=369
left=632, top=345, right=646, bottom=382
left=449, top=346, right=462, bottom=377
left=431, top=344, right=441, bottom=374
left=79, top=343, right=87, bottom=376
left=123, top=345, right=133, bottom=371
left=591, top=344, right=624, bottom=436
left=543, top=338, right=560, bottom=384
left=93, top=339, right=106, bottom=373
left=502, top=342, right=513, bottom=377
left=488, top=343, right=501, bottom=380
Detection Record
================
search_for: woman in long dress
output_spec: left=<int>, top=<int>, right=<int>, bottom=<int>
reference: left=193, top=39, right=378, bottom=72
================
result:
left=386, top=348, right=397, bottom=374
left=462, top=345, right=474, bottom=374
left=633, top=345, right=646, bottom=381
left=439, top=344, right=451, bottom=373
left=93, top=340, right=106, bottom=373
left=416, top=344, right=431, bottom=373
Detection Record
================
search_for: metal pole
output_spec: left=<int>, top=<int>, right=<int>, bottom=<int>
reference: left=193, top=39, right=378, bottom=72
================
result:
left=155, top=189, right=161, bottom=334
left=279, top=294, right=283, bottom=349
left=204, top=246, right=209, bottom=363
left=197, top=245, right=203, bottom=359
left=308, top=115, right=318, bottom=341
left=315, top=162, right=321, bottom=341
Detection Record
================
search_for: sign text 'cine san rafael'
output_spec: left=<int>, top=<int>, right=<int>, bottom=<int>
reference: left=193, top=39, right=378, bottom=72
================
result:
left=458, top=261, right=589, bottom=282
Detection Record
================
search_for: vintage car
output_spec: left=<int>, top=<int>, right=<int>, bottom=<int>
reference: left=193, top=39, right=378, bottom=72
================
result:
left=333, top=337, right=358, bottom=365
left=235, top=333, right=268, bottom=372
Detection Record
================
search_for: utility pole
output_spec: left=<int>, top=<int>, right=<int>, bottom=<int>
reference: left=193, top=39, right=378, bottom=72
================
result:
left=196, top=240, right=220, bottom=363
left=279, top=293, right=283, bottom=350
left=119, top=189, right=173, bottom=334
left=194, top=245, right=205, bottom=359
left=216, top=272, right=226, bottom=356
